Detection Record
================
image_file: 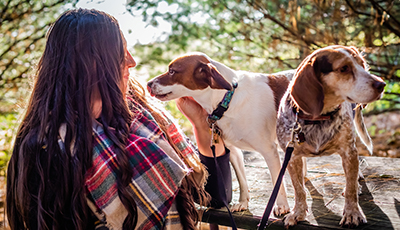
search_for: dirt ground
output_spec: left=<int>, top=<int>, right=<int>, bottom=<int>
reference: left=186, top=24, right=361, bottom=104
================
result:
left=0, top=111, right=398, bottom=228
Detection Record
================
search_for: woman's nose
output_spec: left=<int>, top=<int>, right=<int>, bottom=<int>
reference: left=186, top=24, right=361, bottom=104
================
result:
left=126, top=51, right=136, bottom=68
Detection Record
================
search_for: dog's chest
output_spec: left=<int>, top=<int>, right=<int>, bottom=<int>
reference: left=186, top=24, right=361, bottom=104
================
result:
left=215, top=114, right=265, bottom=151
left=217, top=121, right=255, bottom=150
left=277, top=98, right=355, bottom=156
left=299, top=117, right=344, bottom=155
left=300, top=111, right=358, bottom=157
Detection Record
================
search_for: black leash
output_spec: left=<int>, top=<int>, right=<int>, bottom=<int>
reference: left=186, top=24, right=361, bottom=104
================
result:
left=257, top=113, right=302, bottom=230
left=210, top=144, right=238, bottom=230
left=206, top=81, right=238, bottom=229
left=257, top=144, right=293, bottom=230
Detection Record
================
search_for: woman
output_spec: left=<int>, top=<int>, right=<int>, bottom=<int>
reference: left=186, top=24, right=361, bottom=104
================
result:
left=6, top=8, right=228, bottom=230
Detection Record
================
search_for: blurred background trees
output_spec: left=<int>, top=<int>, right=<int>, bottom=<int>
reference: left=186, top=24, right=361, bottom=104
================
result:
left=128, top=0, right=400, bottom=114
left=0, top=0, right=77, bottom=171
left=0, top=0, right=78, bottom=112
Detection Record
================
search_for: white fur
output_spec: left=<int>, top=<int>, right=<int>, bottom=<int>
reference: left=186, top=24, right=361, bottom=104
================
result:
left=148, top=54, right=290, bottom=214
left=326, top=48, right=383, bottom=104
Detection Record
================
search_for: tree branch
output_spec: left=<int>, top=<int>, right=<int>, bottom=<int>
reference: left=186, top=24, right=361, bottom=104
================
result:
left=385, top=92, right=400, bottom=97
left=345, top=0, right=373, bottom=17
left=0, top=34, right=42, bottom=82
left=363, top=107, right=400, bottom=116
left=0, top=67, right=30, bottom=100
left=270, top=35, right=310, bottom=50
left=271, top=56, right=297, bottom=69
left=0, top=24, right=48, bottom=60
left=369, top=0, right=400, bottom=27
left=380, top=98, right=400, bottom=103
left=0, top=0, right=13, bottom=23
left=1, top=0, right=68, bottom=26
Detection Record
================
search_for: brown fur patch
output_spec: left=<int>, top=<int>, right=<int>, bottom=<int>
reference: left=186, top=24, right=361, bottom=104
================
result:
left=290, top=54, right=325, bottom=117
left=267, top=74, right=290, bottom=111
left=157, top=54, right=231, bottom=90
left=341, top=46, right=367, bottom=68
left=157, top=55, right=213, bottom=90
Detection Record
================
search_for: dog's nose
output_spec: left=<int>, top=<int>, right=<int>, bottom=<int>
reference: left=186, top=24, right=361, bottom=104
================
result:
left=147, top=81, right=153, bottom=92
left=147, top=81, right=156, bottom=96
left=372, top=80, right=386, bottom=93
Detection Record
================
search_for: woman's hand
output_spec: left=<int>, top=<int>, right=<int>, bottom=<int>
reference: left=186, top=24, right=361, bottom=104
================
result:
left=176, top=97, right=208, bottom=127
left=176, top=97, right=225, bottom=157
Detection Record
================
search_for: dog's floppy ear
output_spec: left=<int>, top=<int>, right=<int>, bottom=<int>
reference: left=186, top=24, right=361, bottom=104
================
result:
left=291, top=54, right=325, bottom=118
left=195, top=62, right=232, bottom=90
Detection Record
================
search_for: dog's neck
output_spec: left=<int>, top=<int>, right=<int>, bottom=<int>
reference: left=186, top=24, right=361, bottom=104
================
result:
left=193, top=59, right=237, bottom=114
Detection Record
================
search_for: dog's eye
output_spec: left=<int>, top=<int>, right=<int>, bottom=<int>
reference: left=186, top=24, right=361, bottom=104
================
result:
left=340, top=65, right=350, bottom=73
left=169, top=69, right=175, bottom=75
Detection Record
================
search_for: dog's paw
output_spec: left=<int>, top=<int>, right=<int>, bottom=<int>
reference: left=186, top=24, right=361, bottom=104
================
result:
left=230, top=200, right=249, bottom=212
left=283, top=210, right=306, bottom=227
left=273, top=203, right=290, bottom=216
left=340, top=209, right=366, bottom=228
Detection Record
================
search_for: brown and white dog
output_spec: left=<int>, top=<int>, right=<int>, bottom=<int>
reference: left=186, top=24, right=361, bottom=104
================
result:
left=276, top=46, right=385, bottom=227
left=147, top=52, right=292, bottom=214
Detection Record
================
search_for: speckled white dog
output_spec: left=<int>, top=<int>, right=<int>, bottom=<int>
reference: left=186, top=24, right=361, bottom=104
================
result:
left=276, top=45, right=386, bottom=228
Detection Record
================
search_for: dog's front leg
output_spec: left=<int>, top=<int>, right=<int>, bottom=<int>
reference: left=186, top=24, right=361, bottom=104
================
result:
left=339, top=147, right=367, bottom=228
left=259, top=142, right=290, bottom=216
left=284, top=154, right=307, bottom=227
left=227, top=146, right=250, bottom=212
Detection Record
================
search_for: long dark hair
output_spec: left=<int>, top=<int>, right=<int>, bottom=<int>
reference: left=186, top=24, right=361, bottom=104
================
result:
left=6, top=9, right=137, bottom=229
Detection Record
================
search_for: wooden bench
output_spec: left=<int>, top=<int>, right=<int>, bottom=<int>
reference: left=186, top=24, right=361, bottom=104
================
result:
left=200, top=153, right=400, bottom=229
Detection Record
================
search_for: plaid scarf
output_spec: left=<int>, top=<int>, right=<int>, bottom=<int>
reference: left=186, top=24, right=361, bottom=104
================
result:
left=86, top=99, right=202, bottom=230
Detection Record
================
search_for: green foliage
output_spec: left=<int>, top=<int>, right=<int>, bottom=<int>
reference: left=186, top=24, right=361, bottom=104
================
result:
left=0, top=0, right=77, bottom=113
left=368, top=124, right=377, bottom=137
left=365, top=81, right=400, bottom=115
left=0, top=113, right=19, bottom=172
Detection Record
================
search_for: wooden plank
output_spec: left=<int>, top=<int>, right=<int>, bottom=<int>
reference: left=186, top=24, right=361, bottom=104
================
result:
left=200, top=208, right=338, bottom=230
left=201, top=153, right=400, bottom=229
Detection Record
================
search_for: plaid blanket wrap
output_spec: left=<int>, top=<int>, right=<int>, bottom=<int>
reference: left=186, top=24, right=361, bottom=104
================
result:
left=86, top=100, right=201, bottom=230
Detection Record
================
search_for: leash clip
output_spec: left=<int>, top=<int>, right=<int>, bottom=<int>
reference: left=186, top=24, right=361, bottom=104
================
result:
left=206, top=116, right=216, bottom=146
left=207, top=116, right=221, bottom=145
left=211, top=122, right=216, bottom=146
left=210, top=122, right=221, bottom=145
left=288, top=112, right=305, bottom=147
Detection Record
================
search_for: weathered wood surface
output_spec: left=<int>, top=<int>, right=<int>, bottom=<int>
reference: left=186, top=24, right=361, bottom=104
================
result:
left=201, top=152, right=400, bottom=230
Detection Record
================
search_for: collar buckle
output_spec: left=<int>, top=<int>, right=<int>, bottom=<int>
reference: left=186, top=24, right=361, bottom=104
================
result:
left=207, top=81, right=238, bottom=125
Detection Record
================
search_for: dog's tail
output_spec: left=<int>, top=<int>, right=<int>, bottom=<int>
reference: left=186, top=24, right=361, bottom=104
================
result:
left=354, top=105, right=373, bottom=155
